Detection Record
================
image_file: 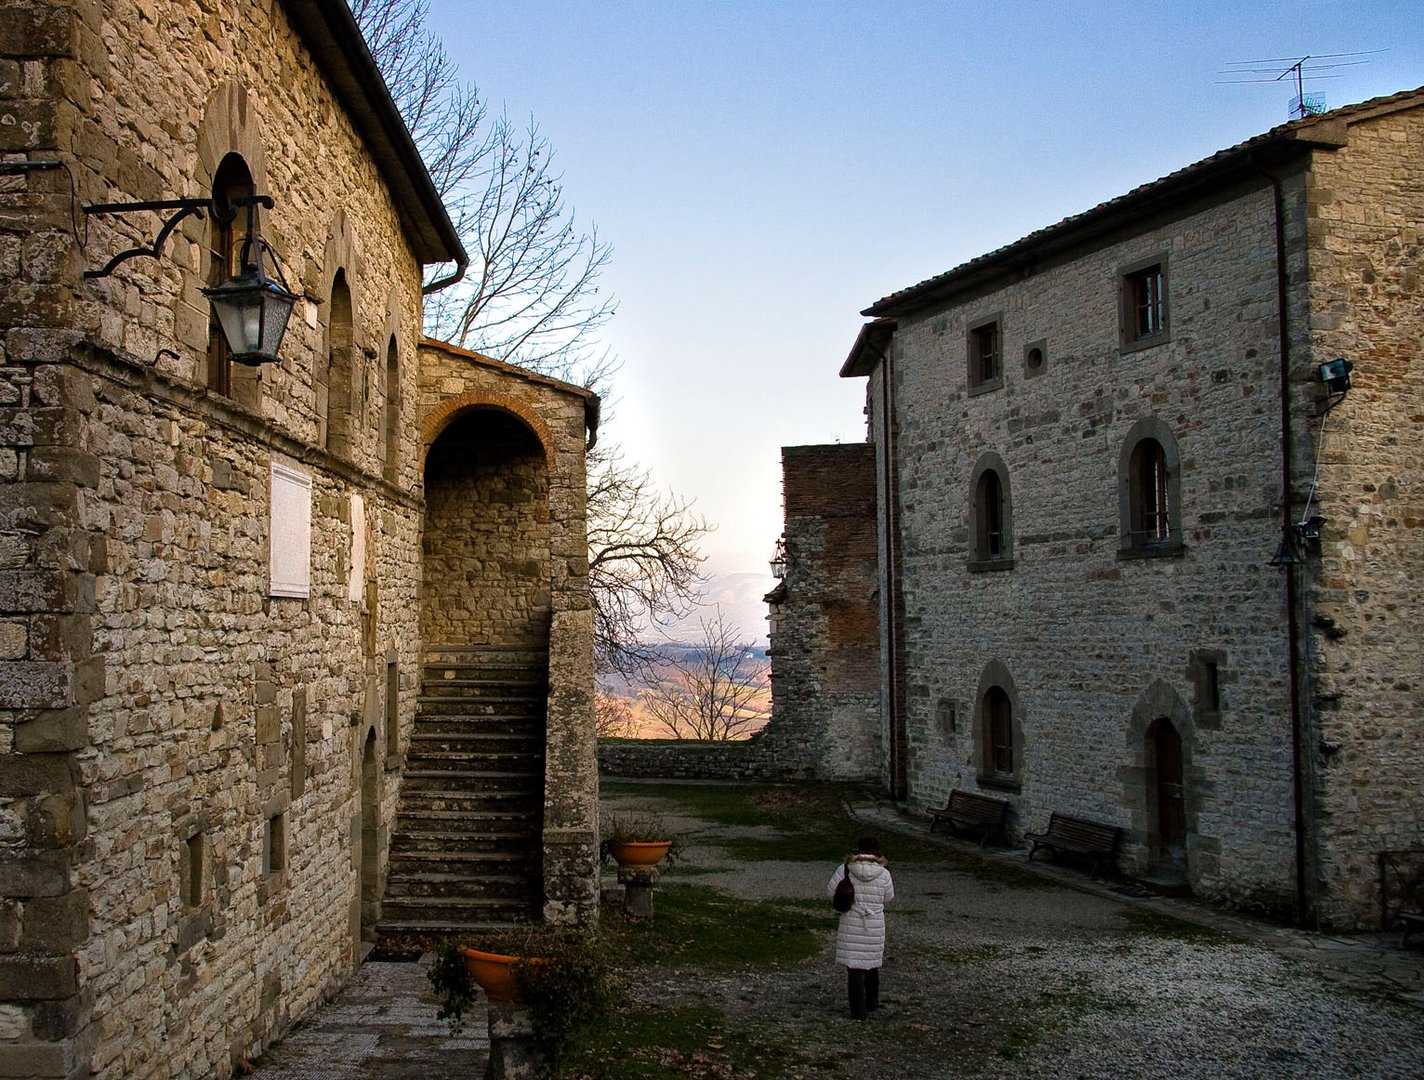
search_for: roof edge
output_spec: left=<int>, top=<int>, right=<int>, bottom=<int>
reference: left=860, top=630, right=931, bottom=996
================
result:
left=280, top=0, right=467, bottom=269
left=419, top=337, right=600, bottom=403
left=864, top=85, right=1424, bottom=319
left=840, top=318, right=896, bottom=378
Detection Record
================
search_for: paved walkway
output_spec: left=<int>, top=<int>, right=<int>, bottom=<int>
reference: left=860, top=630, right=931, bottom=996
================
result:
left=248, top=787, right=1423, bottom=1077
left=246, top=954, right=485, bottom=1077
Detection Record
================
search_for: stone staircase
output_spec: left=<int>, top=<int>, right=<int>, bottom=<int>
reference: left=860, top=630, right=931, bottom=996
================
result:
left=378, top=646, right=547, bottom=939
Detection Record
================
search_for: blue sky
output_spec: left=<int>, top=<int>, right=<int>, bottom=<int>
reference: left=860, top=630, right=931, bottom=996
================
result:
left=426, top=1, right=1420, bottom=640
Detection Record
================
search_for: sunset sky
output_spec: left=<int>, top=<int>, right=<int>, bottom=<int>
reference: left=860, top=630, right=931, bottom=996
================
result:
left=425, top=0, right=1421, bottom=641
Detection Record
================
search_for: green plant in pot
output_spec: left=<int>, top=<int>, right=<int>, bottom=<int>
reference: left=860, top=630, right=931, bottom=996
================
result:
left=600, top=812, right=683, bottom=869
left=428, top=925, right=616, bottom=1077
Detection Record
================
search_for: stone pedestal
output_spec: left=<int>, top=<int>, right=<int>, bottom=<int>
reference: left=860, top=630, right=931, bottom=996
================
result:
left=617, top=865, right=661, bottom=920
left=486, top=1002, right=545, bottom=1080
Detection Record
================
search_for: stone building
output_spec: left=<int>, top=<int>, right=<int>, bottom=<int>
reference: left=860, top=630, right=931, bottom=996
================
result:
left=830, top=88, right=1423, bottom=928
left=1, top=3, right=598, bottom=1078
left=762, top=444, right=881, bottom=781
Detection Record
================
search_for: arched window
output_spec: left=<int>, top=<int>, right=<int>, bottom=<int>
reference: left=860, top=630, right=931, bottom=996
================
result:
left=206, top=154, right=254, bottom=396
left=985, top=687, right=1013, bottom=777
left=974, top=661, right=1022, bottom=790
left=1119, top=420, right=1182, bottom=557
left=969, top=452, right=1013, bottom=570
left=326, top=271, right=354, bottom=457
left=382, top=336, right=400, bottom=482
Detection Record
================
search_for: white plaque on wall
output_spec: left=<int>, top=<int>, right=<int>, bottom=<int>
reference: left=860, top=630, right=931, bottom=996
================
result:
left=270, top=461, right=312, bottom=598
left=348, top=492, right=366, bottom=603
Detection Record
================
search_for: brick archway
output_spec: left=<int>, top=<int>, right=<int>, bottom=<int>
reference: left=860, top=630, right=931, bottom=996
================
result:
left=420, top=391, right=556, bottom=470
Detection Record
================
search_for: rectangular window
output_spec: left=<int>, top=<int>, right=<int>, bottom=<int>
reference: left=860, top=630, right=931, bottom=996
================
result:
left=1120, top=257, right=1169, bottom=351
left=1130, top=266, right=1164, bottom=338
left=967, top=315, right=1002, bottom=392
left=185, top=833, right=205, bottom=908
left=263, top=813, right=286, bottom=877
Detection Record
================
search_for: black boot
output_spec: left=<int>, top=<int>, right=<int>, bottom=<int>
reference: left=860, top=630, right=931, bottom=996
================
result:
left=847, top=968, right=867, bottom=1020
left=866, top=967, right=880, bottom=1011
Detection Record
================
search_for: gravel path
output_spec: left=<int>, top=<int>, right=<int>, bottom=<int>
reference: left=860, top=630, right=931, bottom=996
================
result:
left=253, top=785, right=1424, bottom=1079
left=607, top=785, right=1424, bottom=1080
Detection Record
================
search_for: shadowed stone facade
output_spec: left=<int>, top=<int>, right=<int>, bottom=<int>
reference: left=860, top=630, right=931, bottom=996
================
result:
left=832, top=88, right=1424, bottom=928
left=0, top=3, right=598, bottom=1077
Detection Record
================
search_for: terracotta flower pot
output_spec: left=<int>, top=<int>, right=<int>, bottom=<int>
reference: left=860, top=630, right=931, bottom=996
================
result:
left=460, top=947, right=523, bottom=1003
left=606, top=839, right=673, bottom=868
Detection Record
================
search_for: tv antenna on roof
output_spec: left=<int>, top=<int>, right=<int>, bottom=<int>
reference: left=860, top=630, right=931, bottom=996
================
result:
left=1218, top=51, right=1386, bottom=119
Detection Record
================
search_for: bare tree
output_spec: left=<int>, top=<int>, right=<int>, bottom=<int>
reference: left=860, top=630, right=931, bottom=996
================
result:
left=594, top=690, right=637, bottom=739
left=640, top=611, right=770, bottom=741
left=355, top=1, right=709, bottom=670
left=587, top=445, right=710, bottom=676
left=352, top=0, right=616, bottom=386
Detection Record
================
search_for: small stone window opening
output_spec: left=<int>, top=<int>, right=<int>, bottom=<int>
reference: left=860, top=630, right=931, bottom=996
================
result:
left=384, top=659, right=400, bottom=759
left=986, top=687, right=1013, bottom=778
left=1024, top=340, right=1047, bottom=378
left=968, top=319, right=1001, bottom=390
left=382, top=335, right=400, bottom=483
left=263, top=813, right=286, bottom=877
left=1202, top=660, right=1220, bottom=713
left=184, top=833, right=205, bottom=908
left=937, top=698, right=957, bottom=737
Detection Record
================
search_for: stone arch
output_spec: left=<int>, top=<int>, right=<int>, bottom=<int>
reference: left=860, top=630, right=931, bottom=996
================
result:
left=317, top=212, right=363, bottom=455
left=196, top=81, right=268, bottom=195
left=421, top=391, right=557, bottom=471
left=1122, top=679, right=1199, bottom=879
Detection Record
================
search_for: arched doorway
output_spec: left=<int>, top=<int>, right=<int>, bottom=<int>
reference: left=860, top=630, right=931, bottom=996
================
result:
left=380, top=406, right=551, bottom=936
left=1145, top=717, right=1186, bottom=872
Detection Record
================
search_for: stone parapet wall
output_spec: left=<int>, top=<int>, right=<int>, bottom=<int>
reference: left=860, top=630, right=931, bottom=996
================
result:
left=765, top=444, right=881, bottom=781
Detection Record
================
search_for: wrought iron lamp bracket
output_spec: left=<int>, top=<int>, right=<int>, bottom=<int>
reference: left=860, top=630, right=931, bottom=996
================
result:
left=82, top=198, right=211, bottom=279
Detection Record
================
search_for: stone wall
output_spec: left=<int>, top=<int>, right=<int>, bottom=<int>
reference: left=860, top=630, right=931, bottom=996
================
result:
left=0, top=2, right=439, bottom=1076
left=1298, top=106, right=1424, bottom=925
left=416, top=340, right=600, bottom=927
left=866, top=176, right=1307, bottom=918
left=848, top=95, right=1424, bottom=928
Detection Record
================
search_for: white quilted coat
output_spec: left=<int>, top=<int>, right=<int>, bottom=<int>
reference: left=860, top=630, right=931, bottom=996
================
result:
left=827, top=854, right=894, bottom=969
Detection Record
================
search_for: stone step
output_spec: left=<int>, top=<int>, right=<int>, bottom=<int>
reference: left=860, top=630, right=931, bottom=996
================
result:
left=377, top=916, right=536, bottom=940
left=379, top=897, right=539, bottom=925
left=385, top=852, right=541, bottom=882
left=391, top=832, right=537, bottom=855
left=384, top=870, right=535, bottom=899
left=409, top=732, right=542, bottom=751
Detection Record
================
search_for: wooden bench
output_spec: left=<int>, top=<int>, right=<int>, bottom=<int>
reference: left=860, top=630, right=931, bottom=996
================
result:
left=1024, top=812, right=1121, bottom=880
left=929, top=789, right=1011, bottom=848
left=1399, top=911, right=1424, bottom=948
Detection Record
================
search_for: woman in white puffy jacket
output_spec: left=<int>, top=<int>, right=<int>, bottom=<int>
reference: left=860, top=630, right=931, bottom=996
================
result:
left=826, top=836, right=894, bottom=1020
